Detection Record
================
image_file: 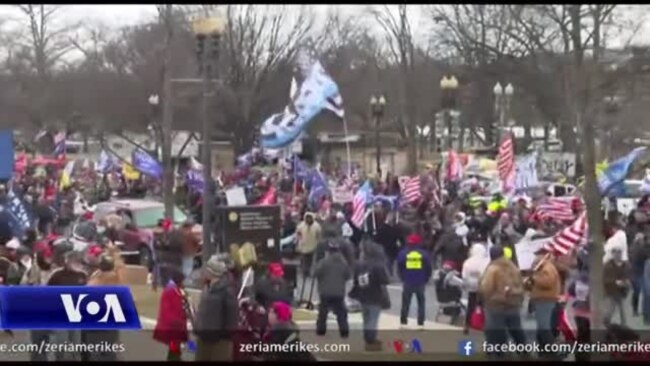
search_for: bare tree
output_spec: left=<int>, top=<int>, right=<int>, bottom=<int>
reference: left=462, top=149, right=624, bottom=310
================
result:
left=371, top=5, right=419, bottom=174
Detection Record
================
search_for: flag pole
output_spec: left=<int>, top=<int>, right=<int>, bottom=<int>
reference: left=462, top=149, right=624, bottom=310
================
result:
left=342, top=117, right=352, bottom=178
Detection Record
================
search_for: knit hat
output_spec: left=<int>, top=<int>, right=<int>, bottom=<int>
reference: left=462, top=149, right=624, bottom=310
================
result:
left=271, top=301, right=292, bottom=322
left=406, top=234, right=422, bottom=246
left=489, top=245, right=504, bottom=260
left=204, top=255, right=227, bottom=278
left=268, top=262, right=284, bottom=278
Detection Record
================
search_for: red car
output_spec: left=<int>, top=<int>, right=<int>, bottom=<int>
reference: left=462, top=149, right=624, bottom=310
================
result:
left=93, top=199, right=201, bottom=266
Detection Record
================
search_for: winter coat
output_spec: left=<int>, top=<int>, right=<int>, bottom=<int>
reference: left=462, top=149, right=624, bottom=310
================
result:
left=194, top=276, right=238, bottom=342
left=296, top=214, right=322, bottom=255
left=461, top=244, right=489, bottom=293
left=254, top=276, right=293, bottom=308
left=352, top=243, right=390, bottom=307
left=87, top=245, right=125, bottom=286
left=479, top=257, right=524, bottom=311
left=397, top=245, right=432, bottom=288
left=374, top=222, right=401, bottom=259
left=603, top=260, right=631, bottom=299
left=603, top=230, right=629, bottom=263
left=433, top=229, right=468, bottom=266
left=153, top=283, right=189, bottom=345
left=314, top=252, right=351, bottom=298
left=530, top=255, right=562, bottom=301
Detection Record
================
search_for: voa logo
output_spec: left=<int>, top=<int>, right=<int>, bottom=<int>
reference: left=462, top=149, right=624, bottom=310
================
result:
left=60, top=294, right=127, bottom=323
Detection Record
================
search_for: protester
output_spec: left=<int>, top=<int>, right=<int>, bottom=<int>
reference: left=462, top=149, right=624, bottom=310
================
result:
left=314, top=241, right=351, bottom=338
left=603, top=248, right=631, bottom=326
left=83, top=245, right=124, bottom=361
left=433, top=217, right=468, bottom=271
left=397, top=234, right=432, bottom=329
left=296, top=213, right=321, bottom=277
left=263, top=301, right=316, bottom=361
left=194, top=256, right=237, bottom=361
left=153, top=269, right=190, bottom=361
left=479, top=245, right=527, bottom=360
left=604, top=221, right=629, bottom=263
left=350, top=241, right=390, bottom=351
left=568, top=253, right=590, bottom=362
left=179, top=221, right=200, bottom=285
left=461, top=243, right=489, bottom=335
left=254, top=262, right=292, bottom=308
left=528, top=248, right=561, bottom=359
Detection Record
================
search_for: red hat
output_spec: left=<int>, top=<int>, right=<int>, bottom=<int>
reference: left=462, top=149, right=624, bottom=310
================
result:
left=162, top=218, right=173, bottom=232
left=268, top=262, right=284, bottom=278
left=271, top=301, right=292, bottom=322
left=87, top=245, right=103, bottom=258
left=406, top=234, right=422, bottom=246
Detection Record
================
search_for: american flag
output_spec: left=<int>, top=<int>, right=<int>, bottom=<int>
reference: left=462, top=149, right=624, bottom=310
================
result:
left=544, top=212, right=587, bottom=256
left=533, top=197, right=576, bottom=223
left=401, top=176, right=421, bottom=204
left=351, top=181, right=372, bottom=228
left=53, top=131, right=66, bottom=157
left=497, top=133, right=515, bottom=193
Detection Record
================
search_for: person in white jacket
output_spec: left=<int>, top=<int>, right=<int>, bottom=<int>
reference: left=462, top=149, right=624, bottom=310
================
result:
left=461, top=243, right=489, bottom=334
left=603, top=224, right=629, bottom=264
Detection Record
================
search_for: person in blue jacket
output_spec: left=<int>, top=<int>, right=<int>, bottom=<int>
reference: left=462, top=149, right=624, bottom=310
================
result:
left=397, top=234, right=432, bottom=329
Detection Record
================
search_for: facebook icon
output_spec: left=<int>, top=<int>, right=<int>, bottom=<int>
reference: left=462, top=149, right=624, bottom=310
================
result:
left=458, top=340, right=474, bottom=356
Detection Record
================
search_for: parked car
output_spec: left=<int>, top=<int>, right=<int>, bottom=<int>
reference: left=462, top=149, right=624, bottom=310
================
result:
left=90, top=199, right=202, bottom=266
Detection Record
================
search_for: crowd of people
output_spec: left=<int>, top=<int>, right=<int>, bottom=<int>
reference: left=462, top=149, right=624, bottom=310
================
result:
left=4, top=151, right=650, bottom=361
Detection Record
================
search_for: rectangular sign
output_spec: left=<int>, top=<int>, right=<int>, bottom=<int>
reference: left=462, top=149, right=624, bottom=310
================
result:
left=330, top=185, right=353, bottom=203
left=0, top=286, right=141, bottom=330
left=219, top=205, right=281, bottom=263
left=539, top=152, right=576, bottom=178
left=515, top=237, right=551, bottom=271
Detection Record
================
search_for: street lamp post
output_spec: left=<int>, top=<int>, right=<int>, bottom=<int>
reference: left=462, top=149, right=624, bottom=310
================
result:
left=493, top=82, right=514, bottom=143
left=440, top=75, right=459, bottom=150
left=369, top=94, right=386, bottom=177
left=148, top=94, right=160, bottom=157
left=192, top=15, right=226, bottom=264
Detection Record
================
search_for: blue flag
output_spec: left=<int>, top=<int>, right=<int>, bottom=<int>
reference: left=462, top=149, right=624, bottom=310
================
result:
left=372, top=195, right=400, bottom=211
left=292, top=156, right=310, bottom=180
left=132, top=149, right=163, bottom=179
left=2, top=189, right=34, bottom=238
left=308, top=170, right=330, bottom=206
left=96, top=150, right=117, bottom=174
left=186, top=169, right=204, bottom=193
left=598, top=147, right=646, bottom=196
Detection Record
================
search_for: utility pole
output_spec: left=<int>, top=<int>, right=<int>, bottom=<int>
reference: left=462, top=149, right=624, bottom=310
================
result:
left=161, top=4, right=174, bottom=220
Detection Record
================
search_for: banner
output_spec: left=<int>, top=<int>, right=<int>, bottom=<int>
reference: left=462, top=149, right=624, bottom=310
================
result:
left=0, top=130, right=13, bottom=180
left=122, top=163, right=140, bottom=181
left=331, top=185, right=354, bottom=203
left=539, top=152, right=576, bottom=178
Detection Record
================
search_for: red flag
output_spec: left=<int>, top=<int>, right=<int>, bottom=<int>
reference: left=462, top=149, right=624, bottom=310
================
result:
left=446, top=150, right=463, bottom=182
left=497, top=133, right=515, bottom=193
left=256, top=186, right=277, bottom=205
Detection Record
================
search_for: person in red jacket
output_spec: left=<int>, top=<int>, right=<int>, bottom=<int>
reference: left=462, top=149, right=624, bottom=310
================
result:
left=153, top=269, right=190, bottom=361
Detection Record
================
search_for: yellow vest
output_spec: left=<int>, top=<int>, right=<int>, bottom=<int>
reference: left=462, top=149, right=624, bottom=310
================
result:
left=405, top=250, right=423, bottom=270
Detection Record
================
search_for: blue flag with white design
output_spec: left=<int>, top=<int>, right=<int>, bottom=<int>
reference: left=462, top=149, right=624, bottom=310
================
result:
left=598, top=147, right=646, bottom=196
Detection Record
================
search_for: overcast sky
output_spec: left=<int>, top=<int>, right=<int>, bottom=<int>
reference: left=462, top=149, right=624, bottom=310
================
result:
left=0, top=4, right=646, bottom=48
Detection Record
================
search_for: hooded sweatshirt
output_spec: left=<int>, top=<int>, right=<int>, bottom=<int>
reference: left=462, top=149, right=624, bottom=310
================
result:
left=462, top=244, right=489, bottom=293
left=603, top=230, right=629, bottom=264
left=296, top=213, right=322, bottom=255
